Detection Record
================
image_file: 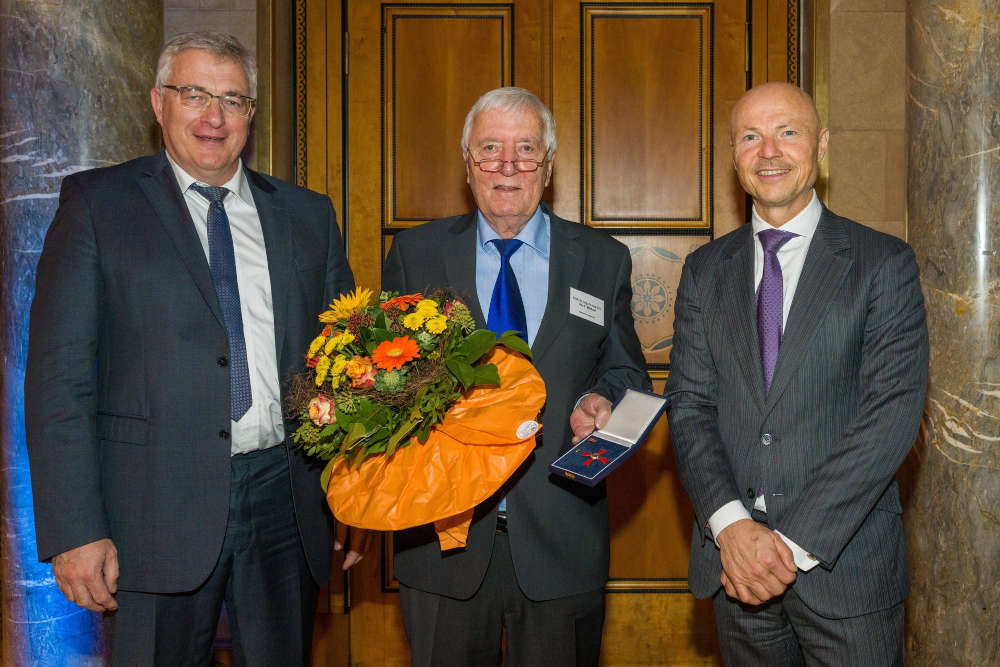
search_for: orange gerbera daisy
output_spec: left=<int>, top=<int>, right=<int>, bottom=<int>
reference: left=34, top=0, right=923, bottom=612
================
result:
left=381, top=293, right=423, bottom=311
left=371, top=336, right=420, bottom=371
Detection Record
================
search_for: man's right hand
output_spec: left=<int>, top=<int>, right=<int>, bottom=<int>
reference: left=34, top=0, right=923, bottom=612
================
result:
left=51, top=538, right=119, bottom=612
left=716, top=519, right=796, bottom=606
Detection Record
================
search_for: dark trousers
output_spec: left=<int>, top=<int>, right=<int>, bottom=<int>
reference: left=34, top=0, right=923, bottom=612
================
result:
left=713, top=586, right=904, bottom=667
left=109, top=445, right=319, bottom=667
left=399, top=530, right=605, bottom=667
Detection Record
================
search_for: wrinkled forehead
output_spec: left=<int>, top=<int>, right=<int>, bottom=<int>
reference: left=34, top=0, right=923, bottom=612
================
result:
left=469, top=108, right=544, bottom=142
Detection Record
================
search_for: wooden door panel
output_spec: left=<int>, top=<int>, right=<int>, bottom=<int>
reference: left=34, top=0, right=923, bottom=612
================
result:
left=385, top=6, right=512, bottom=226
left=584, top=5, right=711, bottom=228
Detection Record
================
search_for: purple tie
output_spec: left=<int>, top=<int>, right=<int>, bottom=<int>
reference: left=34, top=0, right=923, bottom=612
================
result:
left=757, top=228, right=797, bottom=393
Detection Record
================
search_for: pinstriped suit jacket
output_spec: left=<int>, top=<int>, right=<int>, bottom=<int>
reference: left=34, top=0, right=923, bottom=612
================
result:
left=665, top=207, right=928, bottom=619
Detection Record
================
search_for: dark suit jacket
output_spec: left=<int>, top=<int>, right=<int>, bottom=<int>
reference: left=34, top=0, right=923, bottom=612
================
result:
left=666, top=207, right=928, bottom=619
left=382, top=207, right=650, bottom=601
left=25, top=151, right=354, bottom=593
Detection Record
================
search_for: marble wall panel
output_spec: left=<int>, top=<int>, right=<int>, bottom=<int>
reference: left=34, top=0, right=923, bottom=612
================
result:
left=905, top=1, right=1000, bottom=664
left=1, top=1, right=162, bottom=662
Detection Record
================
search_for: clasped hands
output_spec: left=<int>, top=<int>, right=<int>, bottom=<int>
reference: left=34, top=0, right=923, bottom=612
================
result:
left=716, top=519, right=797, bottom=605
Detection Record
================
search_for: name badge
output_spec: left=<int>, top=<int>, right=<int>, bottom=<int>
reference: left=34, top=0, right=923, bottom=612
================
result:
left=569, top=287, right=604, bottom=326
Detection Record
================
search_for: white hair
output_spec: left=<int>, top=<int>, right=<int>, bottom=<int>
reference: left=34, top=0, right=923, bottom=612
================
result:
left=155, top=31, right=257, bottom=97
left=460, top=87, right=556, bottom=160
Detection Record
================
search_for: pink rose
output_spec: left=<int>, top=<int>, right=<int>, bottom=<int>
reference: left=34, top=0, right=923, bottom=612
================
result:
left=308, top=394, right=336, bottom=426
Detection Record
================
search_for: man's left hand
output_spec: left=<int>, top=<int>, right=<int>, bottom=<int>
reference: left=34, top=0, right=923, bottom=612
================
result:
left=334, top=522, right=373, bottom=570
left=569, top=394, right=613, bottom=443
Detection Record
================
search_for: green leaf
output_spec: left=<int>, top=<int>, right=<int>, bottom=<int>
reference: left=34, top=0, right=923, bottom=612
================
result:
left=495, top=331, right=531, bottom=358
left=319, top=457, right=336, bottom=491
left=470, top=363, right=500, bottom=387
left=386, top=418, right=419, bottom=457
left=457, top=329, right=500, bottom=362
left=445, top=357, right=475, bottom=389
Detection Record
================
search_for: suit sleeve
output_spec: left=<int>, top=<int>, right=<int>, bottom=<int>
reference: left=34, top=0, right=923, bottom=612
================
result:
left=24, top=175, right=109, bottom=561
left=322, top=197, right=355, bottom=301
left=589, top=246, right=652, bottom=401
left=665, top=254, right=744, bottom=533
left=777, top=245, right=928, bottom=566
left=381, top=234, right=408, bottom=294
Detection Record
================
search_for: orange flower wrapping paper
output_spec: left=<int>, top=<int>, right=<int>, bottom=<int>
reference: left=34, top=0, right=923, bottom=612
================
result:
left=326, top=348, right=545, bottom=550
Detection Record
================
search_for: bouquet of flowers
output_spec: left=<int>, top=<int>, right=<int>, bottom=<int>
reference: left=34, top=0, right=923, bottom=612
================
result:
left=288, top=287, right=532, bottom=478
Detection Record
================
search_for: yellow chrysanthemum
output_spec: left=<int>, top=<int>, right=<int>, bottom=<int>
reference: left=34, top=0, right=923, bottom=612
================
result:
left=319, top=287, right=374, bottom=322
left=415, top=298, right=439, bottom=314
left=314, top=356, right=332, bottom=386
left=402, top=312, right=425, bottom=330
left=425, top=315, right=448, bottom=334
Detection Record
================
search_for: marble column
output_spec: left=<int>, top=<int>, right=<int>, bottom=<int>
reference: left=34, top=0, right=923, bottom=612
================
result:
left=905, top=1, right=999, bottom=664
left=0, top=1, right=161, bottom=662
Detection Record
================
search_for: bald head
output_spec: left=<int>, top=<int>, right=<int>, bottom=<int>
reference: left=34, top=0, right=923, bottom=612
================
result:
left=729, top=82, right=821, bottom=145
left=729, top=82, right=829, bottom=226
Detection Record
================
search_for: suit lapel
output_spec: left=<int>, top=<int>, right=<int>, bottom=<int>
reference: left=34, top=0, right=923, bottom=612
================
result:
left=716, top=226, right=767, bottom=409
left=531, top=213, right=584, bottom=361
left=765, top=209, right=852, bottom=411
left=443, top=213, right=485, bottom=325
left=247, top=170, right=292, bottom=361
left=138, top=153, right=224, bottom=327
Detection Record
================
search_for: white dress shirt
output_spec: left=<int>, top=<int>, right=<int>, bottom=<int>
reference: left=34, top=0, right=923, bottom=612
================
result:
left=167, top=155, right=285, bottom=455
left=707, top=191, right=823, bottom=571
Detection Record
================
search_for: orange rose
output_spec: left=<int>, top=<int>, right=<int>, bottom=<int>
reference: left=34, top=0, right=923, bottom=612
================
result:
left=308, top=394, right=336, bottom=426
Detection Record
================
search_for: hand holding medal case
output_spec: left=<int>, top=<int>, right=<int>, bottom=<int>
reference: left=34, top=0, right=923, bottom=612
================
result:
left=549, top=389, right=669, bottom=486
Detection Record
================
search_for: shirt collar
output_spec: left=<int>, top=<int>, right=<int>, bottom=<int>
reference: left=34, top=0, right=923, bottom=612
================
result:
left=166, top=152, right=252, bottom=206
left=751, top=190, right=822, bottom=240
left=476, top=205, right=549, bottom=258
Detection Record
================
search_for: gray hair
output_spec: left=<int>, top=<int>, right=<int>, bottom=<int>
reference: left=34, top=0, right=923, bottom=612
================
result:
left=155, top=31, right=258, bottom=98
left=461, top=87, right=556, bottom=160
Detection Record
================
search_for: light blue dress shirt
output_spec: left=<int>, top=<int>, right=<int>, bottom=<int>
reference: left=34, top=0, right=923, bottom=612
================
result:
left=474, top=206, right=550, bottom=346
left=475, top=206, right=550, bottom=512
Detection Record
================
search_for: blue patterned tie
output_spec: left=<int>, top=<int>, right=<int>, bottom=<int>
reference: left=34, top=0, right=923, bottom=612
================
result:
left=757, top=228, right=797, bottom=393
left=191, top=184, right=252, bottom=420
left=486, top=238, right=528, bottom=342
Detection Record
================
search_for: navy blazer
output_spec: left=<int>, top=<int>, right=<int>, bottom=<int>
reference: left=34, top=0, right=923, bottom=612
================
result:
left=25, top=151, right=354, bottom=592
left=383, top=208, right=651, bottom=601
left=666, top=207, right=928, bottom=618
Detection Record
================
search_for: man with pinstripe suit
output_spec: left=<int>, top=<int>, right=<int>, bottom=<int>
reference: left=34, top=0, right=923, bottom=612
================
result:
left=666, top=82, right=928, bottom=665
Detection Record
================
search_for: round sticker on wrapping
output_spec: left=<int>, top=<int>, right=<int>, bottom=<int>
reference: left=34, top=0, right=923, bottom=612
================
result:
left=516, top=420, right=540, bottom=439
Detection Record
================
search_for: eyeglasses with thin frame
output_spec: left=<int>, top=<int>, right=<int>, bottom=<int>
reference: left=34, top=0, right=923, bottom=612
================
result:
left=162, top=85, right=256, bottom=117
left=469, top=156, right=547, bottom=173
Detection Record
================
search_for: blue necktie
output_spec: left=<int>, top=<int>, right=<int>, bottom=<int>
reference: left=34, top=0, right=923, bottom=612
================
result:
left=191, top=184, right=252, bottom=420
left=756, top=228, right=797, bottom=393
left=486, top=238, right=528, bottom=342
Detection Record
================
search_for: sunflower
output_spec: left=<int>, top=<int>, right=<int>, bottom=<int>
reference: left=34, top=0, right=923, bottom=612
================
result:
left=372, top=336, right=420, bottom=371
left=319, top=287, right=374, bottom=322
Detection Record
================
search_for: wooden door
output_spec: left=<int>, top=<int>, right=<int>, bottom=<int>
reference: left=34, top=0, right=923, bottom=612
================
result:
left=294, top=1, right=797, bottom=664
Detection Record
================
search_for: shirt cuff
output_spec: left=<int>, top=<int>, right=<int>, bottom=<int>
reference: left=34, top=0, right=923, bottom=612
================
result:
left=775, top=530, right=820, bottom=571
left=707, top=500, right=751, bottom=546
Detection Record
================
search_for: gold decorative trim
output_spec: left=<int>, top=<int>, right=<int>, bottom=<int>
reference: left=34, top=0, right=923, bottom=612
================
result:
left=605, top=579, right=690, bottom=592
left=787, top=0, right=800, bottom=84
left=295, top=0, right=307, bottom=187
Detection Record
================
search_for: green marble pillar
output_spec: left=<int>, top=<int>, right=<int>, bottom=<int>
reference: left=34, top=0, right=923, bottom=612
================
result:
left=905, top=1, right=999, bottom=664
left=1, top=1, right=160, bottom=662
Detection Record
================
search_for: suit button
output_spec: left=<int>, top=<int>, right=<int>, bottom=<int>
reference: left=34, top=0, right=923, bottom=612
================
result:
left=217, top=356, right=228, bottom=367
left=747, top=487, right=755, bottom=500
left=219, top=430, right=230, bottom=440
left=761, top=433, right=772, bottom=446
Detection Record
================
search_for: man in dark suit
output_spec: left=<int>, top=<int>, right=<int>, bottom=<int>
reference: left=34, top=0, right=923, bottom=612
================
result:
left=25, top=32, right=360, bottom=665
left=382, top=87, right=650, bottom=666
left=666, top=82, right=928, bottom=665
